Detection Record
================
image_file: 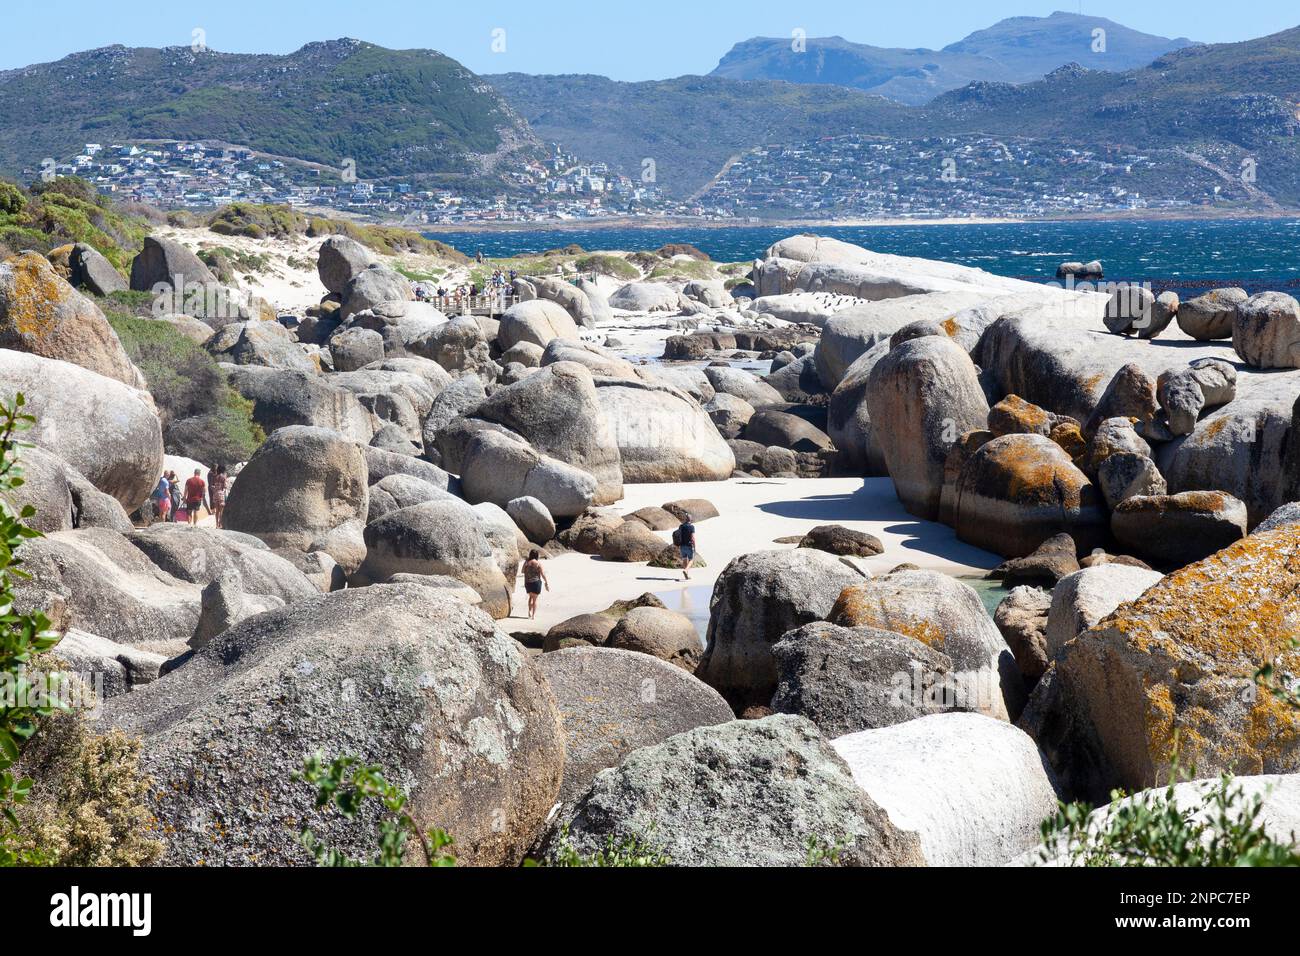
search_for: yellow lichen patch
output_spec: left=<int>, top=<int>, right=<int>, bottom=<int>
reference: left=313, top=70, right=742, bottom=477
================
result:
left=829, top=588, right=947, bottom=650
left=1068, top=526, right=1300, bottom=788
left=2, top=252, right=72, bottom=341
left=974, top=434, right=1084, bottom=507
left=1114, top=491, right=1232, bottom=517
left=1102, top=527, right=1300, bottom=664
left=1144, top=682, right=1178, bottom=767
left=1202, top=416, right=1230, bottom=441
left=1245, top=689, right=1300, bottom=769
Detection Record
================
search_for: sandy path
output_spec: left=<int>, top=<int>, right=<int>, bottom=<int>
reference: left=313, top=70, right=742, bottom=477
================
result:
left=505, top=476, right=1000, bottom=636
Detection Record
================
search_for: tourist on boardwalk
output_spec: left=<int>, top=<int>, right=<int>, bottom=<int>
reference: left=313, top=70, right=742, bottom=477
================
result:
left=184, top=469, right=207, bottom=527
left=208, top=464, right=229, bottom=529
left=522, top=550, right=549, bottom=621
left=674, top=514, right=697, bottom=581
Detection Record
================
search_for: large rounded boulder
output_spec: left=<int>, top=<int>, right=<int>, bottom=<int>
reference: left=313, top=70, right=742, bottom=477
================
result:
left=952, top=433, right=1107, bottom=559
left=0, top=350, right=163, bottom=510
left=13, top=527, right=200, bottom=649
left=0, top=252, right=146, bottom=389
left=317, top=235, right=377, bottom=295
left=101, top=584, right=565, bottom=866
left=593, top=378, right=734, bottom=483
left=538, top=715, right=925, bottom=867
left=830, top=569, right=1022, bottom=721
left=225, top=366, right=374, bottom=442
left=459, top=430, right=599, bottom=519
left=223, top=426, right=369, bottom=555
left=498, top=300, right=580, bottom=351
left=472, top=362, right=623, bottom=504
left=1111, top=492, right=1248, bottom=568
left=832, top=713, right=1060, bottom=867
left=695, top=550, right=865, bottom=712
left=1233, top=291, right=1300, bottom=369
left=771, top=622, right=957, bottom=736
left=867, top=336, right=989, bottom=520
left=1049, top=525, right=1300, bottom=795
left=129, top=235, right=217, bottom=293
left=361, top=500, right=512, bottom=618
left=537, top=647, right=733, bottom=805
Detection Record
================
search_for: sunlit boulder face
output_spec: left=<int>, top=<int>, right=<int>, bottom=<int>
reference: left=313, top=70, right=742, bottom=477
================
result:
left=103, top=584, right=565, bottom=866
left=593, top=378, right=734, bottom=483
left=0, top=251, right=146, bottom=389
left=1041, top=525, right=1300, bottom=797
left=0, top=349, right=163, bottom=510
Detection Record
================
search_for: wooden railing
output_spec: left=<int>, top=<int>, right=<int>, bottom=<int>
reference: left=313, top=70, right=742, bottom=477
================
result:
left=424, top=294, right=519, bottom=317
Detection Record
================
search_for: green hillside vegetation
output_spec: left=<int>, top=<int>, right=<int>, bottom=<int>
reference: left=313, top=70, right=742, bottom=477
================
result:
left=107, top=312, right=264, bottom=466
left=0, top=40, right=542, bottom=192
left=574, top=254, right=638, bottom=280
left=0, top=176, right=150, bottom=272
left=208, top=202, right=309, bottom=240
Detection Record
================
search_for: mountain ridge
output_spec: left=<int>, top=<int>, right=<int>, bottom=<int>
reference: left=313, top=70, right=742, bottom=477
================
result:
left=710, top=12, right=1196, bottom=104
left=0, top=39, right=542, bottom=193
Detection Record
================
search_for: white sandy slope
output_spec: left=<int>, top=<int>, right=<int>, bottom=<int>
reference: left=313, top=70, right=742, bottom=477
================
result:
left=156, top=226, right=477, bottom=316
left=508, top=476, right=1000, bottom=636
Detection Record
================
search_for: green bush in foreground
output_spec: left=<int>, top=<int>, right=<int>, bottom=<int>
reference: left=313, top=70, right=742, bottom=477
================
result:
left=0, top=396, right=66, bottom=866
left=1041, top=772, right=1300, bottom=867
left=299, top=755, right=676, bottom=868
left=297, top=755, right=456, bottom=867
left=4, top=704, right=162, bottom=867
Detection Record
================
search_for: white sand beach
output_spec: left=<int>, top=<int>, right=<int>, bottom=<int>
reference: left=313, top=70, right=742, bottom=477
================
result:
left=507, top=476, right=1001, bottom=635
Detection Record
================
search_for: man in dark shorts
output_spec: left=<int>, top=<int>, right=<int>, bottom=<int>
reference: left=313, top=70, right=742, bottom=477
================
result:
left=677, top=514, right=697, bottom=581
left=183, top=469, right=207, bottom=527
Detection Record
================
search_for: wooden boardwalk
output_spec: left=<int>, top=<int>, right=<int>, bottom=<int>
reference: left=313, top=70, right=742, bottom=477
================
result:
left=426, top=294, right=519, bottom=318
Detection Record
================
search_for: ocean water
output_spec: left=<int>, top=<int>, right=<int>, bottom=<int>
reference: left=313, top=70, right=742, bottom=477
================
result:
left=427, top=218, right=1300, bottom=293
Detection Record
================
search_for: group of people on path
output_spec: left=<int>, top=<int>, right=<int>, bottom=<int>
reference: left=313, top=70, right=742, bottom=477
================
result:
left=516, top=513, right=697, bottom=620
left=149, top=465, right=228, bottom=528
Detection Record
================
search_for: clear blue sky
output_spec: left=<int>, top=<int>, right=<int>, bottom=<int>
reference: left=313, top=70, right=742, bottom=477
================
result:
left=1, top=1, right=1296, bottom=78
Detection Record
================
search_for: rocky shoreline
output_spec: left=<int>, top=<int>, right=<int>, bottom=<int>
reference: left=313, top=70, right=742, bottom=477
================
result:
left=2, top=226, right=1299, bottom=867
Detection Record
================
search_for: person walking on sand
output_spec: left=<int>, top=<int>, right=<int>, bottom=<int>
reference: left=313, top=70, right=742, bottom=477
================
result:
left=522, top=550, right=549, bottom=620
left=208, top=464, right=228, bottom=529
left=674, top=513, right=697, bottom=581
left=184, top=469, right=207, bottom=527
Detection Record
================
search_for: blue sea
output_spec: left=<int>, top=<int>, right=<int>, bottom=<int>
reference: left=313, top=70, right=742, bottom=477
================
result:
left=426, top=218, right=1300, bottom=295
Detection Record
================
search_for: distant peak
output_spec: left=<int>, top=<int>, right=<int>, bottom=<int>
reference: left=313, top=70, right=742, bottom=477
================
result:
left=1045, top=62, right=1092, bottom=80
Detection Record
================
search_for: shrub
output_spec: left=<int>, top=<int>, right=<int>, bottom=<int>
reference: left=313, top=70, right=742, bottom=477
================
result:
left=4, top=702, right=162, bottom=867
left=306, top=217, right=467, bottom=262
left=1040, top=771, right=1300, bottom=867
left=108, top=316, right=264, bottom=465
left=657, top=243, right=710, bottom=261
left=538, top=828, right=672, bottom=868
left=575, top=254, right=638, bottom=280
left=0, top=396, right=68, bottom=866
left=1, top=179, right=149, bottom=273
left=208, top=203, right=309, bottom=240
left=297, top=755, right=455, bottom=867
left=648, top=258, right=719, bottom=281
left=0, top=181, right=25, bottom=216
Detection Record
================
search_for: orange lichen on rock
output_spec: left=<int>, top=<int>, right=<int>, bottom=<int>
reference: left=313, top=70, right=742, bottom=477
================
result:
left=1060, top=525, right=1300, bottom=789
left=829, top=586, right=946, bottom=651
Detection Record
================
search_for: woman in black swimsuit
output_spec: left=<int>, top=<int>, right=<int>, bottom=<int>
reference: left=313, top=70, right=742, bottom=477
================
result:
left=522, top=550, right=550, bottom=620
